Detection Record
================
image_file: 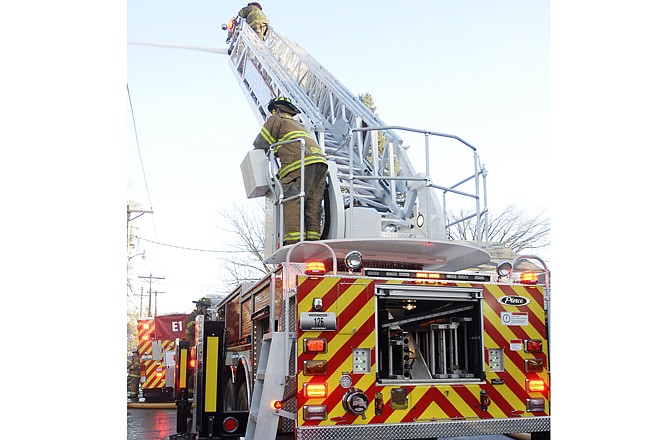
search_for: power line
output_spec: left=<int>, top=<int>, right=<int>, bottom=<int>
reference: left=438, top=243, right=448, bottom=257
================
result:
left=138, top=236, right=248, bottom=253
left=127, top=83, right=154, bottom=210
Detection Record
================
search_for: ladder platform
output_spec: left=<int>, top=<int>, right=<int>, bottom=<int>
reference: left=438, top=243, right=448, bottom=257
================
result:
left=265, top=238, right=490, bottom=272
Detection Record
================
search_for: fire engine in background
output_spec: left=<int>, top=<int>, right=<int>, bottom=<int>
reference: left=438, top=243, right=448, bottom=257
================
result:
left=136, top=313, right=188, bottom=401
left=174, top=16, right=550, bottom=440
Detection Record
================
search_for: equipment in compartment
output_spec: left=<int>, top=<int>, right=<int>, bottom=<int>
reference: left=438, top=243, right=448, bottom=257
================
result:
left=377, top=287, right=483, bottom=383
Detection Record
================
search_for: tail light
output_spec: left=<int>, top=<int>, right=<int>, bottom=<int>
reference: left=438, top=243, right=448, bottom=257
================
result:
left=304, top=383, right=328, bottom=398
left=304, top=338, right=327, bottom=353
left=524, top=339, right=543, bottom=352
left=526, top=378, right=546, bottom=392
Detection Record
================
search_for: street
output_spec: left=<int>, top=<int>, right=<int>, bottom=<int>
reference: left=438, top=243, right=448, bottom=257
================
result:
left=127, top=407, right=526, bottom=440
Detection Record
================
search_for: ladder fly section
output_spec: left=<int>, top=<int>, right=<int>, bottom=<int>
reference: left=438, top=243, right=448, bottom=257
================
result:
left=229, top=22, right=488, bottom=246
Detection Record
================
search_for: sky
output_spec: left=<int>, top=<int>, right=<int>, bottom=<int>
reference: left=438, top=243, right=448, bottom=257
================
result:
left=126, top=0, right=551, bottom=316
left=3, top=1, right=670, bottom=438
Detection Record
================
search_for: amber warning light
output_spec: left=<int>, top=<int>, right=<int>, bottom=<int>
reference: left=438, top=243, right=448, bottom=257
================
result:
left=305, top=261, right=326, bottom=275
left=519, top=272, right=539, bottom=284
left=526, top=378, right=546, bottom=392
left=304, top=383, right=328, bottom=398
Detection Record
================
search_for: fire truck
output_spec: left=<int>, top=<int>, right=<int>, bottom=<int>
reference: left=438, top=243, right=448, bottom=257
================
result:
left=136, top=313, right=188, bottom=401
left=176, top=17, right=550, bottom=440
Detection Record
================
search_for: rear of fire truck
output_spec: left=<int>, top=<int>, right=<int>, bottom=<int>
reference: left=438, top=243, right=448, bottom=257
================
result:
left=136, top=313, right=188, bottom=401
left=182, top=249, right=550, bottom=440
left=292, top=259, right=550, bottom=440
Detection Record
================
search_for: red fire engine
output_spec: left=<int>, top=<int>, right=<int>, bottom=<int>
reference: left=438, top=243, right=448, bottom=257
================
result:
left=136, top=313, right=188, bottom=401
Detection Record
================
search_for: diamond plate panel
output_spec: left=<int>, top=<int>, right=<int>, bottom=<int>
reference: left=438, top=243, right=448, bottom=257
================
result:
left=296, top=417, right=550, bottom=440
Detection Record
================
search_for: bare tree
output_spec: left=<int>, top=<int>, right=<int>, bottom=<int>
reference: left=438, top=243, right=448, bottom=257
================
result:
left=446, top=205, right=550, bottom=253
left=218, top=201, right=274, bottom=289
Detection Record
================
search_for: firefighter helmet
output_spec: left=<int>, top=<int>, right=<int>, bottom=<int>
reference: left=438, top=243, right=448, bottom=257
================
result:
left=248, top=2, right=262, bottom=9
left=268, top=96, right=301, bottom=115
left=193, top=297, right=211, bottom=307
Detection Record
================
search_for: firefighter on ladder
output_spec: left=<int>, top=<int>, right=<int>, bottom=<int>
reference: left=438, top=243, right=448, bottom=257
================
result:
left=253, top=97, right=328, bottom=245
left=237, top=2, right=269, bottom=41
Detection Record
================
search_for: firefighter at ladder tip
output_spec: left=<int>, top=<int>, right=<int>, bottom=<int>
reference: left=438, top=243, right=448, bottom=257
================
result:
left=237, top=2, right=269, bottom=41
left=253, top=97, right=328, bottom=245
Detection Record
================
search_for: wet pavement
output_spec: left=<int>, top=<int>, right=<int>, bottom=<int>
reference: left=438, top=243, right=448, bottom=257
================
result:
left=127, top=406, right=525, bottom=440
left=127, top=407, right=177, bottom=440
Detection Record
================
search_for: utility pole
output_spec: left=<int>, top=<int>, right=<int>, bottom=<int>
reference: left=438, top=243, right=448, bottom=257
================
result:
left=139, top=273, right=165, bottom=317
left=153, top=290, right=166, bottom=317
left=138, top=287, right=153, bottom=318
left=127, top=205, right=153, bottom=301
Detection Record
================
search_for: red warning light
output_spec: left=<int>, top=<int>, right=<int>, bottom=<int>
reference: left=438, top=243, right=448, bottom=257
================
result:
left=222, top=416, right=239, bottom=433
left=525, top=339, right=543, bottom=352
left=304, top=338, right=327, bottom=353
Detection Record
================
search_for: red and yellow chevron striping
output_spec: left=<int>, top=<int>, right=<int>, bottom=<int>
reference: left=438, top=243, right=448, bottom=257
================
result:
left=295, top=275, right=549, bottom=428
left=137, top=319, right=176, bottom=391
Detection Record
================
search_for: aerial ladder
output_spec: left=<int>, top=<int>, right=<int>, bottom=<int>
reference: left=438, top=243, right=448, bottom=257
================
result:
left=227, top=19, right=490, bottom=261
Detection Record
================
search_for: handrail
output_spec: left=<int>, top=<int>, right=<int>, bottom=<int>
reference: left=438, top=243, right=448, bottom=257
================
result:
left=265, top=138, right=307, bottom=248
left=284, top=241, right=337, bottom=339
left=350, top=125, right=488, bottom=245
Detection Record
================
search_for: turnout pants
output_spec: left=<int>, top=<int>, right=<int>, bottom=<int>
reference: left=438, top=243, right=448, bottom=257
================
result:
left=281, top=162, right=328, bottom=245
left=128, top=374, right=140, bottom=398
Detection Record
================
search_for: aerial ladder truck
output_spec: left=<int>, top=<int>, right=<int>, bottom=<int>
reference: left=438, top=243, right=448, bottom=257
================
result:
left=173, top=17, right=550, bottom=440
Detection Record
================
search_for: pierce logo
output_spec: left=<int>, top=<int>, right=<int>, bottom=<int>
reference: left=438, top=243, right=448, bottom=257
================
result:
left=498, top=296, right=530, bottom=306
